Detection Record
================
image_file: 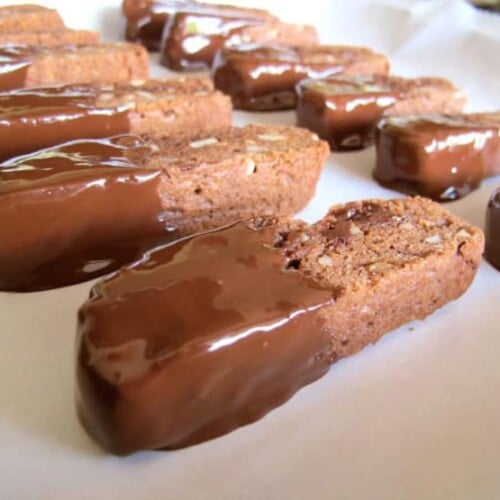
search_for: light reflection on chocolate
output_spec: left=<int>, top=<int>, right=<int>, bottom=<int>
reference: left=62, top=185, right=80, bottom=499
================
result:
left=0, top=135, right=181, bottom=292
left=76, top=221, right=335, bottom=454
left=0, top=85, right=131, bottom=160
left=374, top=114, right=500, bottom=201
left=0, top=45, right=32, bottom=90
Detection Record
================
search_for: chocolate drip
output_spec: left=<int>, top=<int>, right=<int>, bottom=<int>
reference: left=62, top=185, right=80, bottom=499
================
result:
left=374, top=115, right=500, bottom=201
left=0, top=135, right=179, bottom=292
left=0, top=85, right=131, bottom=160
left=76, top=222, right=334, bottom=454
left=297, top=76, right=399, bottom=150
left=485, top=187, right=500, bottom=271
left=0, top=46, right=32, bottom=90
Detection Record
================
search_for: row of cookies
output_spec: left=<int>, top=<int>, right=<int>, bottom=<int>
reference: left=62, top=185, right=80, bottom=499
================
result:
left=0, top=3, right=330, bottom=291
left=122, top=1, right=499, bottom=206
left=122, top=0, right=499, bottom=271
left=0, top=2, right=492, bottom=457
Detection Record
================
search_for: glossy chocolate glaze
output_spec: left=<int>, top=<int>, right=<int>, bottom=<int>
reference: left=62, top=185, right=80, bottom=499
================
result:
left=0, top=46, right=32, bottom=91
left=296, top=76, right=399, bottom=150
left=0, top=85, right=131, bottom=160
left=124, top=0, right=199, bottom=51
left=485, top=187, right=500, bottom=271
left=374, top=115, right=500, bottom=201
left=77, top=221, right=334, bottom=454
left=212, top=45, right=348, bottom=111
left=0, top=135, right=181, bottom=292
left=161, top=10, right=268, bottom=71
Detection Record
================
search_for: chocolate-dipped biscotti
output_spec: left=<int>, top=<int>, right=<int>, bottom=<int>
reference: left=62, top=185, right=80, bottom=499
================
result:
left=0, top=4, right=64, bottom=33
left=161, top=8, right=317, bottom=71
left=212, top=45, right=390, bottom=111
left=296, top=74, right=467, bottom=150
left=0, top=43, right=149, bottom=91
left=0, top=78, right=232, bottom=160
left=123, top=0, right=275, bottom=51
left=76, top=197, right=483, bottom=455
left=0, top=125, right=328, bottom=291
left=375, top=112, right=500, bottom=201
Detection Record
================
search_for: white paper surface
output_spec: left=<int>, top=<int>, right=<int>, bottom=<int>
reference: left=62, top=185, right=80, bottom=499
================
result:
left=0, top=1, right=499, bottom=499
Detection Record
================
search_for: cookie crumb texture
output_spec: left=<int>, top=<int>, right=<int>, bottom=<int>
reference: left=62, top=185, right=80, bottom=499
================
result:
left=0, top=4, right=64, bottom=32
left=151, top=124, right=329, bottom=234
left=276, top=197, right=484, bottom=359
left=0, top=43, right=149, bottom=91
left=0, top=29, right=100, bottom=47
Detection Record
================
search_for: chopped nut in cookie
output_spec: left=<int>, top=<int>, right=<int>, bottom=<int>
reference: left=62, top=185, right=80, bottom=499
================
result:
left=258, top=134, right=284, bottom=141
left=189, top=137, right=219, bottom=148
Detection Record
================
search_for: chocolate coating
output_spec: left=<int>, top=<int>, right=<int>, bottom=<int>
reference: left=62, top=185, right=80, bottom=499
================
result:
left=124, top=0, right=198, bottom=51
left=485, top=187, right=500, bottom=271
left=0, top=85, right=131, bottom=160
left=374, top=114, right=500, bottom=201
left=161, top=10, right=268, bottom=71
left=0, top=45, right=31, bottom=90
left=296, top=76, right=399, bottom=150
left=0, top=136, right=179, bottom=292
left=76, top=221, right=334, bottom=455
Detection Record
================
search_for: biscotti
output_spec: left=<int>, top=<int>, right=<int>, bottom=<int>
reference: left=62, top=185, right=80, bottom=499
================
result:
left=149, top=124, right=327, bottom=235
left=0, top=125, right=328, bottom=291
left=0, top=29, right=100, bottom=47
left=0, top=4, right=99, bottom=46
left=212, top=45, right=390, bottom=110
left=485, top=187, right=500, bottom=271
left=0, top=4, right=64, bottom=33
left=161, top=8, right=317, bottom=71
left=123, top=0, right=275, bottom=51
left=0, top=43, right=149, bottom=91
left=375, top=112, right=500, bottom=201
left=76, top=196, right=483, bottom=454
left=0, top=78, right=232, bottom=160
left=296, top=74, right=467, bottom=150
